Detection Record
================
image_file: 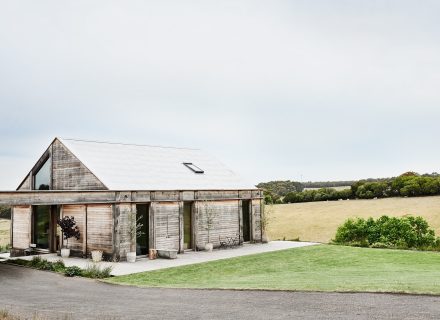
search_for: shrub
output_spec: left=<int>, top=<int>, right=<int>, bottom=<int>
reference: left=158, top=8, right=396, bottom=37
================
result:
left=64, top=266, right=83, bottom=277
left=29, top=256, right=44, bottom=268
left=264, top=193, right=273, bottom=204
left=81, top=263, right=113, bottom=279
left=52, top=259, right=66, bottom=272
left=0, top=244, right=10, bottom=253
left=334, top=215, right=438, bottom=250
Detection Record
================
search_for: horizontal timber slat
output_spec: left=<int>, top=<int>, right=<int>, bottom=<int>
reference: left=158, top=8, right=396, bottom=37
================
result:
left=0, top=190, right=262, bottom=206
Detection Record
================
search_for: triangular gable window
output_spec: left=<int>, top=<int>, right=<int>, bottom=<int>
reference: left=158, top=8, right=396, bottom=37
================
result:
left=33, top=157, right=51, bottom=190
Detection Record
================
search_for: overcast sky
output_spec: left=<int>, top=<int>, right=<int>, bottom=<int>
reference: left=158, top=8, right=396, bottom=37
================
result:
left=0, top=1, right=439, bottom=190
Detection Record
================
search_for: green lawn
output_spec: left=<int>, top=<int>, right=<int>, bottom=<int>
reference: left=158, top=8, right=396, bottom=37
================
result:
left=107, top=245, right=440, bottom=294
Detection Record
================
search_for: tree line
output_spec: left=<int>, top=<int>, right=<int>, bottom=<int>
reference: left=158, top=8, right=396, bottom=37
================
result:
left=0, top=206, right=11, bottom=219
left=260, top=172, right=440, bottom=204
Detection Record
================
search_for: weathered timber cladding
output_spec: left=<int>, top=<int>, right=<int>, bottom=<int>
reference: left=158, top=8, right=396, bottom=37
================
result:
left=196, top=200, right=239, bottom=250
left=197, top=191, right=239, bottom=200
left=252, top=199, right=262, bottom=242
left=239, top=191, right=252, bottom=199
left=62, top=205, right=86, bottom=254
left=155, top=202, right=179, bottom=250
left=52, top=140, right=107, bottom=190
left=181, top=191, right=194, bottom=201
left=118, top=203, right=134, bottom=259
left=86, top=204, right=113, bottom=255
left=134, top=191, right=151, bottom=202
left=153, top=191, right=179, bottom=201
left=17, top=174, right=31, bottom=191
left=12, top=206, right=31, bottom=249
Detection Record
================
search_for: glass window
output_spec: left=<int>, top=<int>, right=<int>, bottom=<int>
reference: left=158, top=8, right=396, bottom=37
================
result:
left=136, top=204, right=149, bottom=256
left=34, top=158, right=51, bottom=190
left=183, top=162, right=204, bottom=174
left=33, top=205, right=50, bottom=249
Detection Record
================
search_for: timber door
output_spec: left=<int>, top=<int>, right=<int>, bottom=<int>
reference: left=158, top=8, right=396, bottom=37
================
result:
left=136, top=204, right=150, bottom=256
left=183, top=202, right=193, bottom=250
left=242, top=200, right=251, bottom=242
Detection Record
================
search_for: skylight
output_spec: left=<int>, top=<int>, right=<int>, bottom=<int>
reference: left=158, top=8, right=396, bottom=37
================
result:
left=183, top=162, right=204, bottom=174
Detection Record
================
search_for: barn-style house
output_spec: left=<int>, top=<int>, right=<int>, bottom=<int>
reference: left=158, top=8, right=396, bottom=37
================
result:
left=0, top=138, right=263, bottom=260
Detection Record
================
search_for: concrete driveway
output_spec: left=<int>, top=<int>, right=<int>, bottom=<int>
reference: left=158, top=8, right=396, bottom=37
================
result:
left=1, top=263, right=440, bottom=320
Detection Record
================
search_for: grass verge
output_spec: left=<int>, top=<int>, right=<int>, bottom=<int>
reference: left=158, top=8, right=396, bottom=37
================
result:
left=107, top=245, right=440, bottom=294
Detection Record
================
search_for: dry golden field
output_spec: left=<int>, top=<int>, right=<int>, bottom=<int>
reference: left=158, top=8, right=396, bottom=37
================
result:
left=267, top=196, right=440, bottom=243
left=0, top=219, right=10, bottom=248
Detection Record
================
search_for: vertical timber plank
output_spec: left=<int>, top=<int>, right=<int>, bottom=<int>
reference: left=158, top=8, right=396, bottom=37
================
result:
left=178, top=201, right=184, bottom=253
left=84, top=205, right=88, bottom=257
left=149, top=202, right=155, bottom=250
left=112, top=203, right=121, bottom=261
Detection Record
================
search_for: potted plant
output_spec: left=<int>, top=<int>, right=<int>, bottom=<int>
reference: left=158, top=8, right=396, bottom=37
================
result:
left=57, top=216, right=80, bottom=258
left=202, top=201, right=217, bottom=252
left=127, top=210, right=144, bottom=263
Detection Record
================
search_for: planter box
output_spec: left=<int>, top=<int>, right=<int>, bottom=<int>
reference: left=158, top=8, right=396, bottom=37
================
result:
left=157, top=249, right=178, bottom=259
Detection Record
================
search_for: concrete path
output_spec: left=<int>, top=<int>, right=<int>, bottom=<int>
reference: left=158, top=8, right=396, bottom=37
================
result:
left=1, top=263, right=440, bottom=320
left=9, top=241, right=318, bottom=276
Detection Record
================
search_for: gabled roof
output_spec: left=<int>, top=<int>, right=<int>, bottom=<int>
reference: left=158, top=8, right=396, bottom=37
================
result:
left=58, top=138, right=256, bottom=190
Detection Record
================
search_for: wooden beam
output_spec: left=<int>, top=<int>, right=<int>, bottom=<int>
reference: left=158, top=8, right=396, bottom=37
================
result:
left=0, top=191, right=262, bottom=206
left=0, top=191, right=118, bottom=206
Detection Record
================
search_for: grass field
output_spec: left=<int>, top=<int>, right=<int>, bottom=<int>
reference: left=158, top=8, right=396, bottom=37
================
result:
left=268, top=196, right=440, bottom=243
left=108, top=245, right=440, bottom=294
left=0, top=219, right=10, bottom=249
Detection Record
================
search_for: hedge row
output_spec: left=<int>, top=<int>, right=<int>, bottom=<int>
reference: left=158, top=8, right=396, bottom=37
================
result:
left=333, top=215, right=440, bottom=250
left=5, top=256, right=112, bottom=278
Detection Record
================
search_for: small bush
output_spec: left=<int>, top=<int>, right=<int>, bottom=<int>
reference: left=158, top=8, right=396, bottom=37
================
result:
left=82, top=263, right=113, bottom=279
left=28, top=256, right=54, bottom=271
left=64, top=266, right=83, bottom=277
left=52, top=259, right=66, bottom=272
left=0, top=244, right=10, bottom=253
left=334, top=215, right=439, bottom=251
left=29, top=256, right=44, bottom=268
